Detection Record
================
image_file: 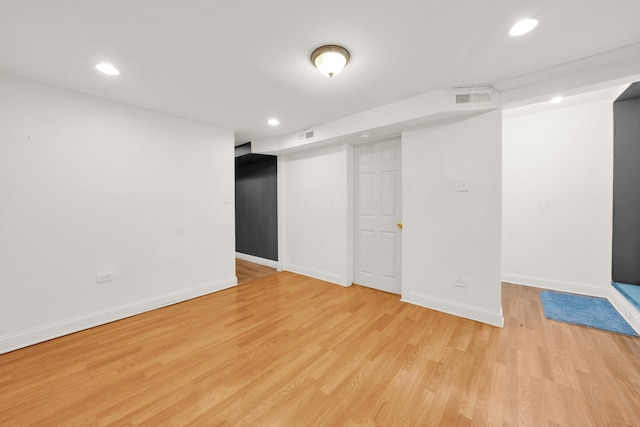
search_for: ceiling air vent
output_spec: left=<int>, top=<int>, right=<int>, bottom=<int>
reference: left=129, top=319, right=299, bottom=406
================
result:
left=298, top=130, right=315, bottom=141
left=453, top=88, right=493, bottom=107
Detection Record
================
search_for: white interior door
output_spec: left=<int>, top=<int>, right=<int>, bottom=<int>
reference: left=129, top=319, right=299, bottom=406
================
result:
left=354, top=139, right=402, bottom=294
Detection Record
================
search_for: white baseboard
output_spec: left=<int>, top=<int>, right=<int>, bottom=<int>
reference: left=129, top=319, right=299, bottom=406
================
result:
left=235, top=252, right=279, bottom=269
left=401, top=293, right=504, bottom=327
left=501, top=273, right=609, bottom=298
left=0, top=277, right=238, bottom=355
left=608, top=286, right=640, bottom=334
left=283, top=264, right=350, bottom=287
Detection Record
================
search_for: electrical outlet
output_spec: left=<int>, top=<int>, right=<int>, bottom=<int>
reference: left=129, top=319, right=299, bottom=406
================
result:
left=453, top=276, right=468, bottom=288
left=96, top=272, right=115, bottom=284
left=454, top=179, right=470, bottom=192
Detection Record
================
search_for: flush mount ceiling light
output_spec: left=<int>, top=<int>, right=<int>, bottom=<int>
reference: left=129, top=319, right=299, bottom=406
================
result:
left=509, top=18, right=538, bottom=36
left=267, top=118, right=280, bottom=126
left=311, top=45, right=350, bottom=78
left=95, top=63, right=119, bottom=75
left=551, top=96, right=563, bottom=103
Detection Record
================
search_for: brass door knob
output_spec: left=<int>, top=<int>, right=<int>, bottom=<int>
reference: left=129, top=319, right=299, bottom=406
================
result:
left=397, top=222, right=403, bottom=229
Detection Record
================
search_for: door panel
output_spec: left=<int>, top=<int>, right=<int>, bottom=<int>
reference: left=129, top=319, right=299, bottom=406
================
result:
left=381, top=170, right=397, bottom=217
left=358, top=230, right=374, bottom=274
left=354, top=139, right=402, bottom=294
left=359, top=172, right=374, bottom=216
left=381, top=231, right=397, bottom=277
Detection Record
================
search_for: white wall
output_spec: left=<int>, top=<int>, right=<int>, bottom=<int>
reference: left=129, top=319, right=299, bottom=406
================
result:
left=279, top=111, right=504, bottom=327
left=401, top=111, right=503, bottom=326
left=281, top=144, right=352, bottom=285
left=502, top=92, right=614, bottom=296
left=0, top=74, right=236, bottom=353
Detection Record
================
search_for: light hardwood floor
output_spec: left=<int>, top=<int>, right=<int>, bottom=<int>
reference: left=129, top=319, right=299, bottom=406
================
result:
left=1, top=272, right=639, bottom=426
left=236, top=258, right=277, bottom=285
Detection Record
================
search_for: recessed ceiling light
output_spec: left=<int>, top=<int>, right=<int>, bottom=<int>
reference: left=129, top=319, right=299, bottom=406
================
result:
left=551, top=96, right=563, bottom=103
left=95, top=63, right=120, bottom=76
left=268, top=118, right=280, bottom=126
left=509, top=18, right=538, bottom=36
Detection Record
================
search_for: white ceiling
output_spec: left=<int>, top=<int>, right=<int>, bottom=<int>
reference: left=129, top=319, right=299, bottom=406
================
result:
left=1, top=0, right=639, bottom=143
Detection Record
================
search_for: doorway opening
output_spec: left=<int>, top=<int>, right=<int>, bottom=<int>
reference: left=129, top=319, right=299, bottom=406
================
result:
left=235, top=142, right=279, bottom=281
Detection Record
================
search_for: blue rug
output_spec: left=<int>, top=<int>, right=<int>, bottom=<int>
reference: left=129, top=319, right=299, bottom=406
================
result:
left=540, top=291, right=638, bottom=336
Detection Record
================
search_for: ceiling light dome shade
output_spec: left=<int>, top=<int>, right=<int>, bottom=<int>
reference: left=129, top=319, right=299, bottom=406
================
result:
left=95, top=63, right=120, bottom=75
left=311, top=45, right=350, bottom=78
left=509, top=18, right=538, bottom=36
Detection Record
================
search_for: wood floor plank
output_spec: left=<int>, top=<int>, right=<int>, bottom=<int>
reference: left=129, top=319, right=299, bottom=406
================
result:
left=235, top=258, right=277, bottom=285
left=1, top=271, right=640, bottom=426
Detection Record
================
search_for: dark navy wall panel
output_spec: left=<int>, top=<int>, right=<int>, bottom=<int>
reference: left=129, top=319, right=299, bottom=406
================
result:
left=613, top=83, right=640, bottom=285
left=235, top=153, right=278, bottom=261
